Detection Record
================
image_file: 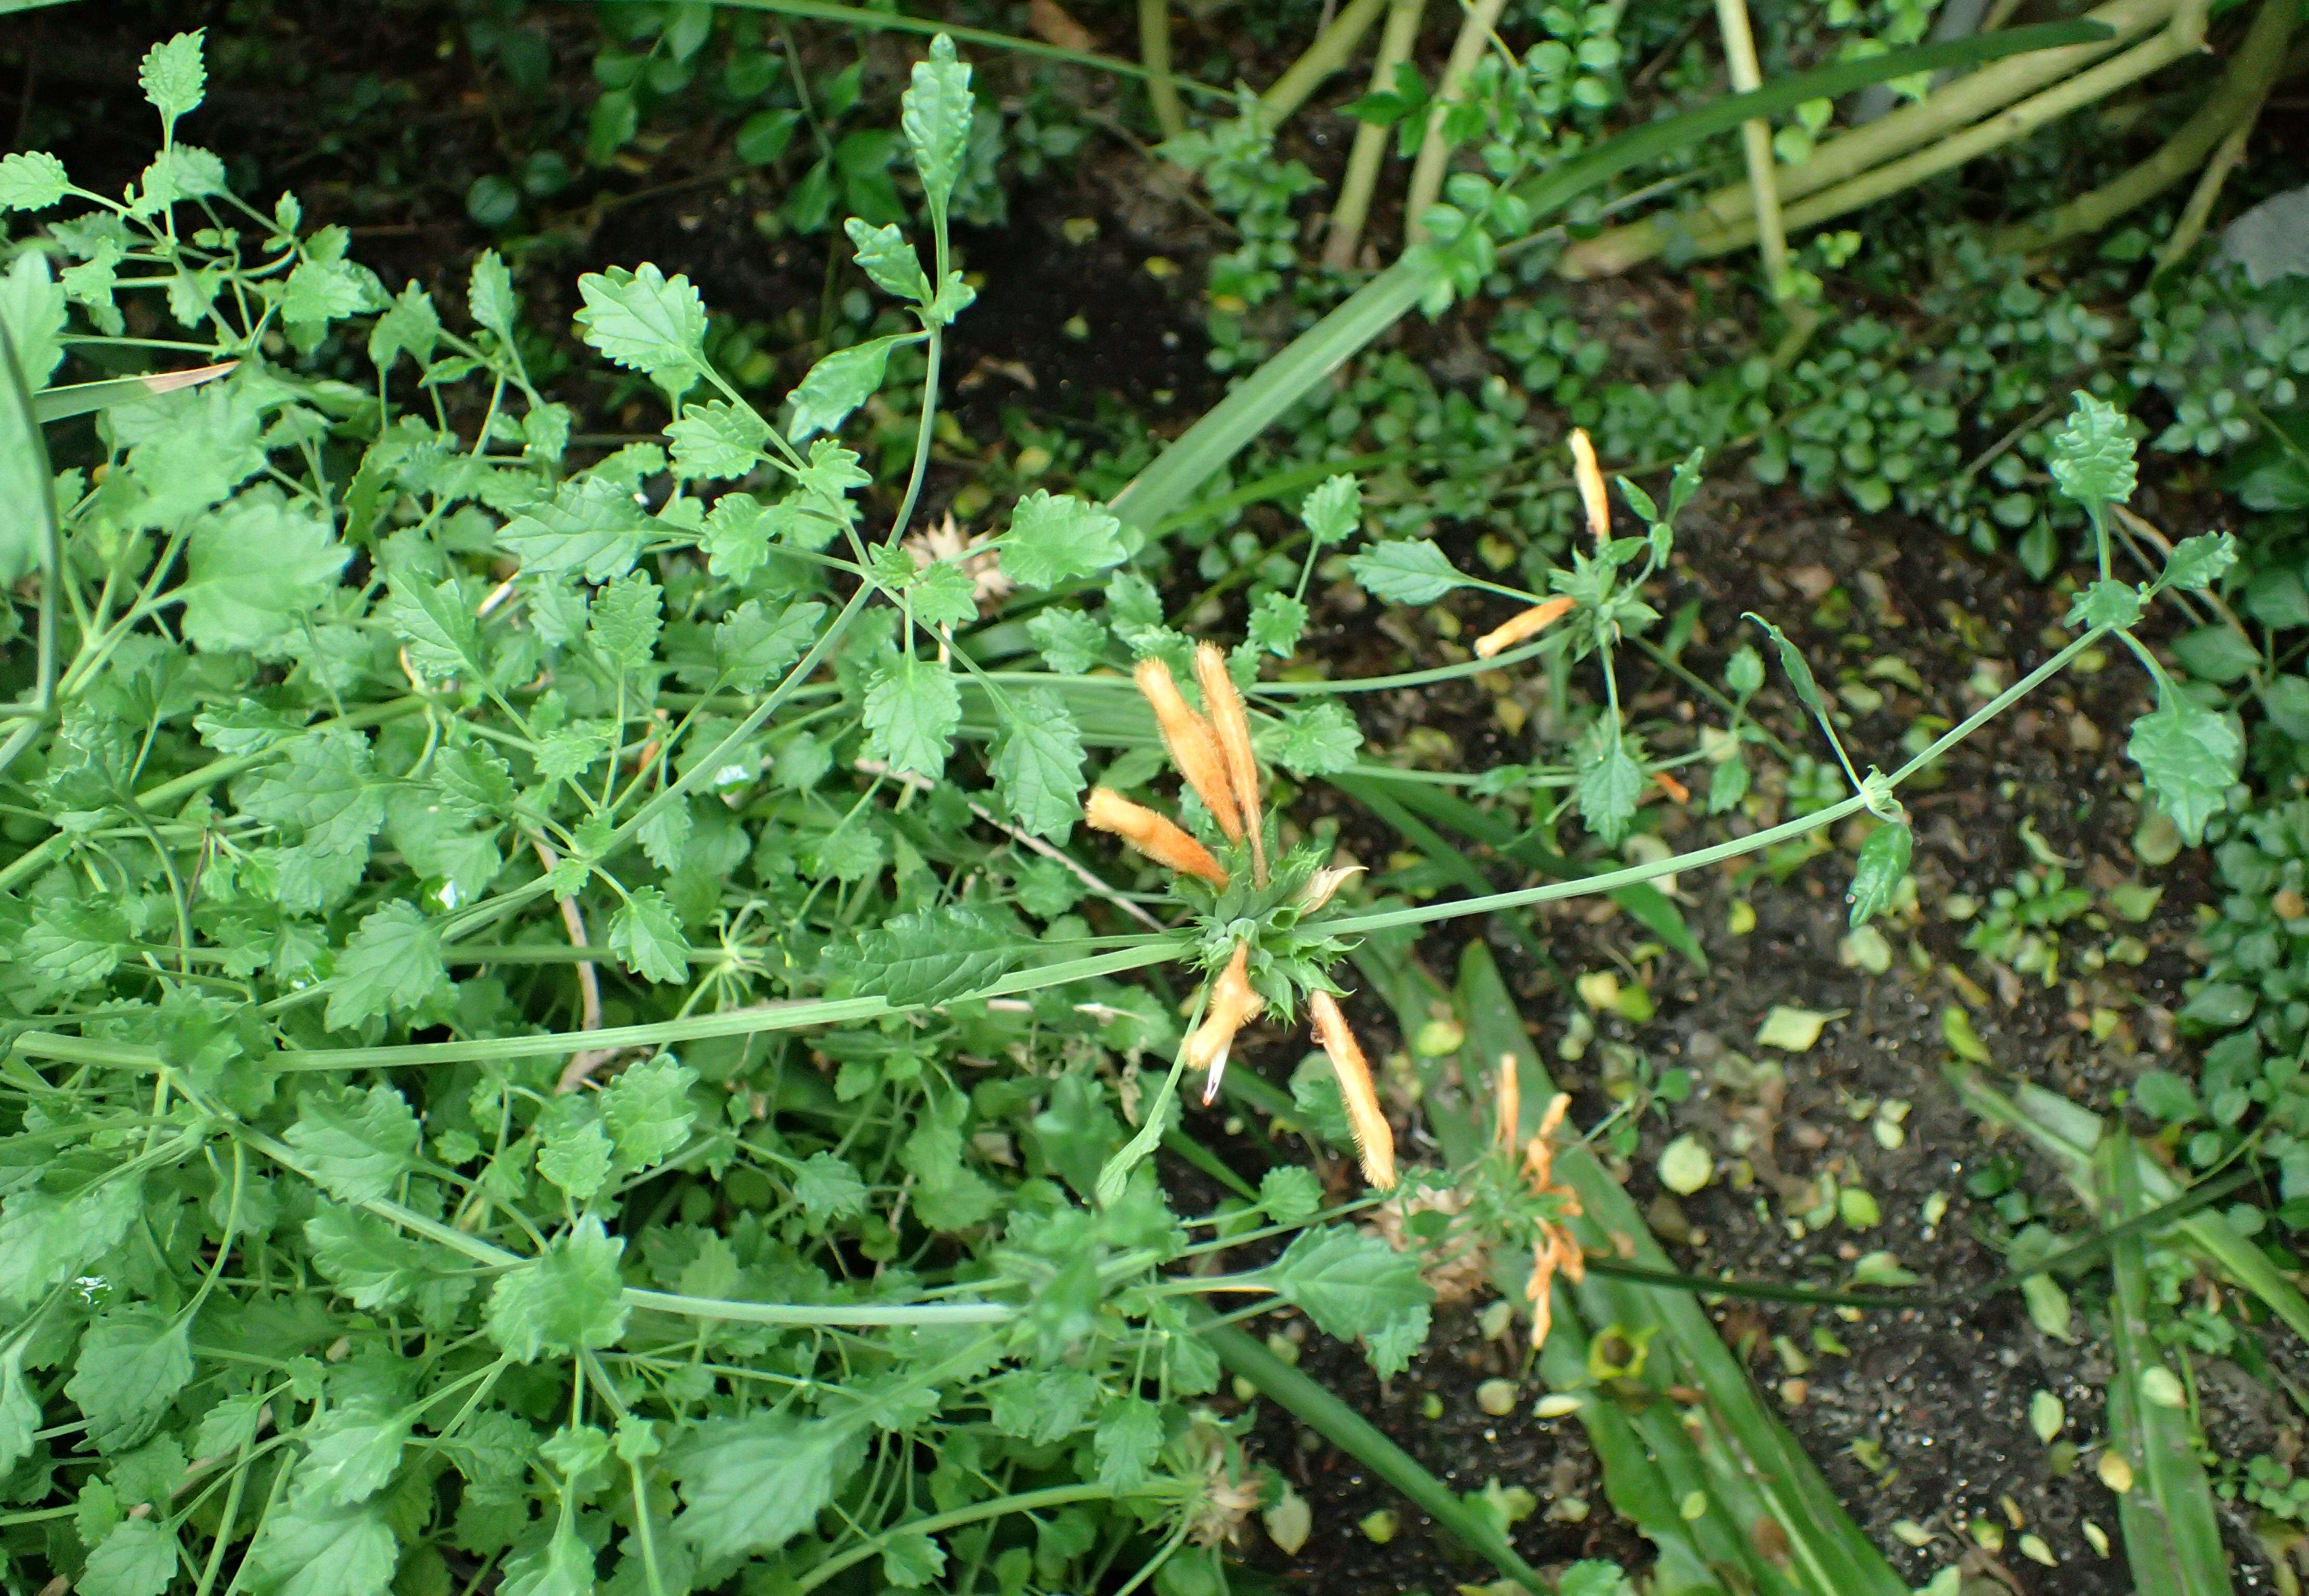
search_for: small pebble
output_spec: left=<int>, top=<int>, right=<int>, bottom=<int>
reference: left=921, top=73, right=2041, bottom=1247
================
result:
left=1476, top=1379, right=1519, bottom=1416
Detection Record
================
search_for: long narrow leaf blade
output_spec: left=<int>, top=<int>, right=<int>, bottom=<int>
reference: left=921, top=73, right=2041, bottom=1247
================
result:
left=2101, top=1137, right=2233, bottom=1596
left=33, top=361, right=238, bottom=424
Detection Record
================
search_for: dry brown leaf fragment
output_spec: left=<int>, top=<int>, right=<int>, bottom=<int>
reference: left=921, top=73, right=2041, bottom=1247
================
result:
left=1026, top=0, right=1097, bottom=50
left=903, top=512, right=1013, bottom=609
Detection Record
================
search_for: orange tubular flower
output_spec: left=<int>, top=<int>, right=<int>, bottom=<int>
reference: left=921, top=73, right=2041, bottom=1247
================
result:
left=1521, top=1090, right=1585, bottom=1345
left=1135, top=658, right=1243, bottom=842
left=1308, top=990, right=1397, bottom=1191
left=1182, top=942, right=1261, bottom=1102
left=1652, top=769, right=1690, bottom=805
left=1194, top=643, right=1268, bottom=886
left=1569, top=427, right=1611, bottom=547
left=1084, top=787, right=1229, bottom=888
left=1475, top=594, right=1576, bottom=660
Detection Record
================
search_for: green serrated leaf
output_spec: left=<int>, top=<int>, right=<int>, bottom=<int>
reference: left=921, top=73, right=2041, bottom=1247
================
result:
left=855, top=906, right=1014, bottom=1007
left=1001, top=490, right=1124, bottom=589
left=1248, top=591, right=1308, bottom=658
left=2127, top=694, right=2240, bottom=846
left=602, top=1057, right=698, bottom=1172
left=990, top=688, right=1085, bottom=842
left=1263, top=1225, right=1431, bottom=1342
left=1347, top=539, right=1465, bottom=605
left=1301, top=474, right=1361, bottom=545
left=2064, top=578, right=2145, bottom=632
left=240, top=1497, right=397, bottom=1596
left=485, top=1217, right=630, bottom=1363
left=589, top=571, right=663, bottom=676
left=0, top=1178, right=141, bottom=1312
left=717, top=598, right=824, bottom=690
left=179, top=489, right=350, bottom=654
left=575, top=263, right=707, bottom=391
left=325, top=902, right=449, bottom=1030
left=67, top=1309, right=192, bottom=1454
left=863, top=654, right=960, bottom=778
left=1847, top=822, right=1912, bottom=927
left=666, top=398, right=768, bottom=480
left=1574, top=724, right=1642, bottom=847
left=2161, top=531, right=2238, bottom=594
left=81, top=1519, right=179, bottom=1596
left=608, top=886, right=692, bottom=984
left=844, top=218, right=929, bottom=304
left=1271, top=699, right=1363, bottom=777
left=0, top=151, right=68, bottom=212
left=787, top=334, right=910, bottom=441
left=2048, top=390, right=2136, bottom=509
left=139, top=31, right=206, bottom=124
left=1025, top=609, right=1106, bottom=674
left=672, top=1413, right=868, bottom=1564
left=1745, top=613, right=1829, bottom=721
left=285, top=1085, right=421, bottom=1204
left=900, top=35, right=974, bottom=215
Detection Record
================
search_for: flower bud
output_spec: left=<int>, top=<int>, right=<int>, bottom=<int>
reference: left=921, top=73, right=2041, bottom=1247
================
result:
left=1308, top=990, right=1397, bottom=1191
left=1474, top=595, right=1575, bottom=659
left=1134, top=657, right=1242, bottom=842
left=1085, top=787, right=1229, bottom=887
left=1569, top=428, right=1610, bottom=547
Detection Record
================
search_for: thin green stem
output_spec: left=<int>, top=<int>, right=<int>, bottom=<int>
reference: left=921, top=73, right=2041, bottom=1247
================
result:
left=796, top=1483, right=1139, bottom=1593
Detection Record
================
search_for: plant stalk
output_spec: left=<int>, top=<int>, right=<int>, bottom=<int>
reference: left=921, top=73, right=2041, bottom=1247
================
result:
left=1260, top=0, right=1391, bottom=127
left=1710, top=0, right=1789, bottom=301
left=1994, top=0, right=2295, bottom=256
left=1322, top=0, right=1427, bottom=269
left=1402, top=0, right=1508, bottom=246
left=1140, top=0, right=1186, bottom=140
left=1557, top=0, right=2174, bottom=278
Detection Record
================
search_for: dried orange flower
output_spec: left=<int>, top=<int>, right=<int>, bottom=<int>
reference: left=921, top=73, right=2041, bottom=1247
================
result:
left=1194, top=643, right=1267, bottom=886
left=1652, top=769, right=1691, bottom=805
left=1134, top=657, right=1242, bottom=842
left=1084, top=788, right=1228, bottom=887
left=1475, top=594, right=1575, bottom=659
left=1309, top=990, right=1397, bottom=1191
left=1521, top=1090, right=1587, bottom=1347
left=1182, top=942, right=1262, bottom=1102
left=1492, top=1052, right=1520, bottom=1154
left=1568, top=428, right=1610, bottom=547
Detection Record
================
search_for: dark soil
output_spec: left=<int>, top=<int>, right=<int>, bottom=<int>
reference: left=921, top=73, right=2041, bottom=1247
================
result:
left=17, top=7, right=2303, bottom=1595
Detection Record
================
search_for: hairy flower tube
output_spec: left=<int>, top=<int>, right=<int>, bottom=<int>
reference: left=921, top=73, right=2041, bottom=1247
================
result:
left=1309, top=990, right=1397, bottom=1191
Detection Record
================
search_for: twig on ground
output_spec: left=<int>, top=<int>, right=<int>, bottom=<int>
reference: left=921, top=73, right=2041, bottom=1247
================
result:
left=533, top=840, right=620, bottom=1093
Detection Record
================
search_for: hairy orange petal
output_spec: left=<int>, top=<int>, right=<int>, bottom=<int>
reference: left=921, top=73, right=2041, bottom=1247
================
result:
left=1183, top=942, right=1260, bottom=1102
left=1134, top=658, right=1242, bottom=841
left=1309, top=990, right=1397, bottom=1191
left=1550, top=1225, right=1587, bottom=1285
left=1195, top=643, right=1267, bottom=885
left=1569, top=428, right=1610, bottom=547
left=1652, top=769, right=1690, bottom=805
left=1084, top=787, right=1229, bottom=887
left=1474, top=595, right=1575, bottom=659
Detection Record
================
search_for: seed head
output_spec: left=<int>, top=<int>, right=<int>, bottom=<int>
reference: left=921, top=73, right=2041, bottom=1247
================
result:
left=1475, top=595, right=1575, bottom=659
left=1308, top=990, right=1397, bottom=1191
left=1134, top=657, right=1242, bottom=842
left=1085, top=787, right=1229, bottom=888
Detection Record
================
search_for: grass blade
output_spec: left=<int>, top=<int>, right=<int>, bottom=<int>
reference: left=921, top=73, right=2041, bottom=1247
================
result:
left=1108, top=20, right=2111, bottom=534
left=32, top=361, right=237, bottom=424
left=1195, top=1310, right=1549, bottom=1593
left=1948, top=1065, right=2309, bottom=1347
left=2100, top=1134, right=2234, bottom=1596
